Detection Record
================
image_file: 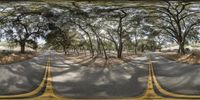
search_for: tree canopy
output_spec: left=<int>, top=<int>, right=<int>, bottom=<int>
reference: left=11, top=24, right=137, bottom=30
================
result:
left=0, top=1, right=200, bottom=56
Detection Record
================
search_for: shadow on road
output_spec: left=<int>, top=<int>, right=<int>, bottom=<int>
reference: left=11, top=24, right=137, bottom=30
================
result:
left=151, top=54, right=200, bottom=95
left=0, top=53, right=47, bottom=95
left=51, top=52, right=149, bottom=99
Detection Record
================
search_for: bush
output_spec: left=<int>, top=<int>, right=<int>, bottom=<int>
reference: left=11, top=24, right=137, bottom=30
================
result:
left=191, top=49, right=200, bottom=56
left=1, top=50, right=11, bottom=56
left=185, top=48, right=190, bottom=53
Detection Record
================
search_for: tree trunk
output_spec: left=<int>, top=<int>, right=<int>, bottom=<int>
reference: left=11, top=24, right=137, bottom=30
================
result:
left=88, top=38, right=94, bottom=57
left=117, top=44, right=123, bottom=58
left=20, top=42, right=25, bottom=53
left=159, top=48, right=161, bottom=52
left=126, top=47, right=128, bottom=55
left=100, top=39, right=108, bottom=59
left=141, top=44, right=144, bottom=52
left=78, top=25, right=94, bottom=57
left=63, top=45, right=67, bottom=55
left=178, top=42, right=185, bottom=54
left=64, top=49, right=67, bottom=55
left=96, top=38, right=102, bottom=55
left=134, top=47, right=137, bottom=55
left=134, top=33, right=138, bottom=55
left=117, top=49, right=122, bottom=58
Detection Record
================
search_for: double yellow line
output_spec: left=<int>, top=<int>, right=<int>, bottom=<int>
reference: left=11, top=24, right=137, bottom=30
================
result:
left=0, top=56, right=49, bottom=99
left=32, top=54, right=156, bottom=100
left=149, top=54, right=200, bottom=99
left=0, top=53, right=71, bottom=100
left=111, top=58, right=165, bottom=100
left=2, top=53, right=200, bottom=100
left=0, top=54, right=170, bottom=100
left=31, top=55, right=67, bottom=100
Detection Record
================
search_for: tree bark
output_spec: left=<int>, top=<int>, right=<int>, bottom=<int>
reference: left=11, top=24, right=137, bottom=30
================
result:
left=20, top=41, right=26, bottom=53
left=134, top=47, right=137, bottom=55
left=116, top=12, right=125, bottom=59
left=96, top=38, right=102, bottom=55
left=178, top=42, right=185, bottom=54
left=77, top=24, right=94, bottom=57
left=141, top=44, right=144, bottom=52
left=100, top=39, right=108, bottom=59
left=89, top=40, right=94, bottom=57
left=117, top=43, right=123, bottom=58
left=63, top=45, right=67, bottom=55
left=88, top=24, right=108, bottom=59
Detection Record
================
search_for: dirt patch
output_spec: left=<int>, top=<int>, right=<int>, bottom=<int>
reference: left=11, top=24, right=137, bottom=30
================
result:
left=64, top=53, right=142, bottom=67
left=162, top=52, right=200, bottom=64
left=0, top=52, right=37, bottom=64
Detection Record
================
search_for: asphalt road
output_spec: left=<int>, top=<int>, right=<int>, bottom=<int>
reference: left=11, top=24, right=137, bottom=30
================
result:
left=150, top=53, right=200, bottom=95
left=1, top=51, right=200, bottom=99
left=51, top=52, right=148, bottom=99
left=0, top=51, right=48, bottom=95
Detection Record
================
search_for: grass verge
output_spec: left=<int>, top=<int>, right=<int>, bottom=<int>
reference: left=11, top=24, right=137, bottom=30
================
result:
left=0, top=51, right=37, bottom=64
left=162, top=51, right=200, bottom=64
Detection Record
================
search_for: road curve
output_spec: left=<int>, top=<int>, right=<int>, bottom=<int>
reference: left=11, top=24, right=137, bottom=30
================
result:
left=0, top=51, right=49, bottom=95
left=150, top=52, right=200, bottom=95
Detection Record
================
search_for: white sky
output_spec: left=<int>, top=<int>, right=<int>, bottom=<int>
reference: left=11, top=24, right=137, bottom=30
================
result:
left=37, top=37, right=46, bottom=45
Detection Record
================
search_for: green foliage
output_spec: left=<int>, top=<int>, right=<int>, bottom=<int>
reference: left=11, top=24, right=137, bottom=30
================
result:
left=1, top=1, right=200, bottom=56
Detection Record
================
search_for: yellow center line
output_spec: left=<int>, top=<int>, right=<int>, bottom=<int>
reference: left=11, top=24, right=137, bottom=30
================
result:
left=31, top=52, right=69, bottom=100
left=140, top=62, right=163, bottom=100
left=31, top=53, right=164, bottom=100
left=3, top=53, right=190, bottom=100
left=117, top=60, right=163, bottom=100
left=0, top=56, right=49, bottom=99
left=149, top=55, right=200, bottom=99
